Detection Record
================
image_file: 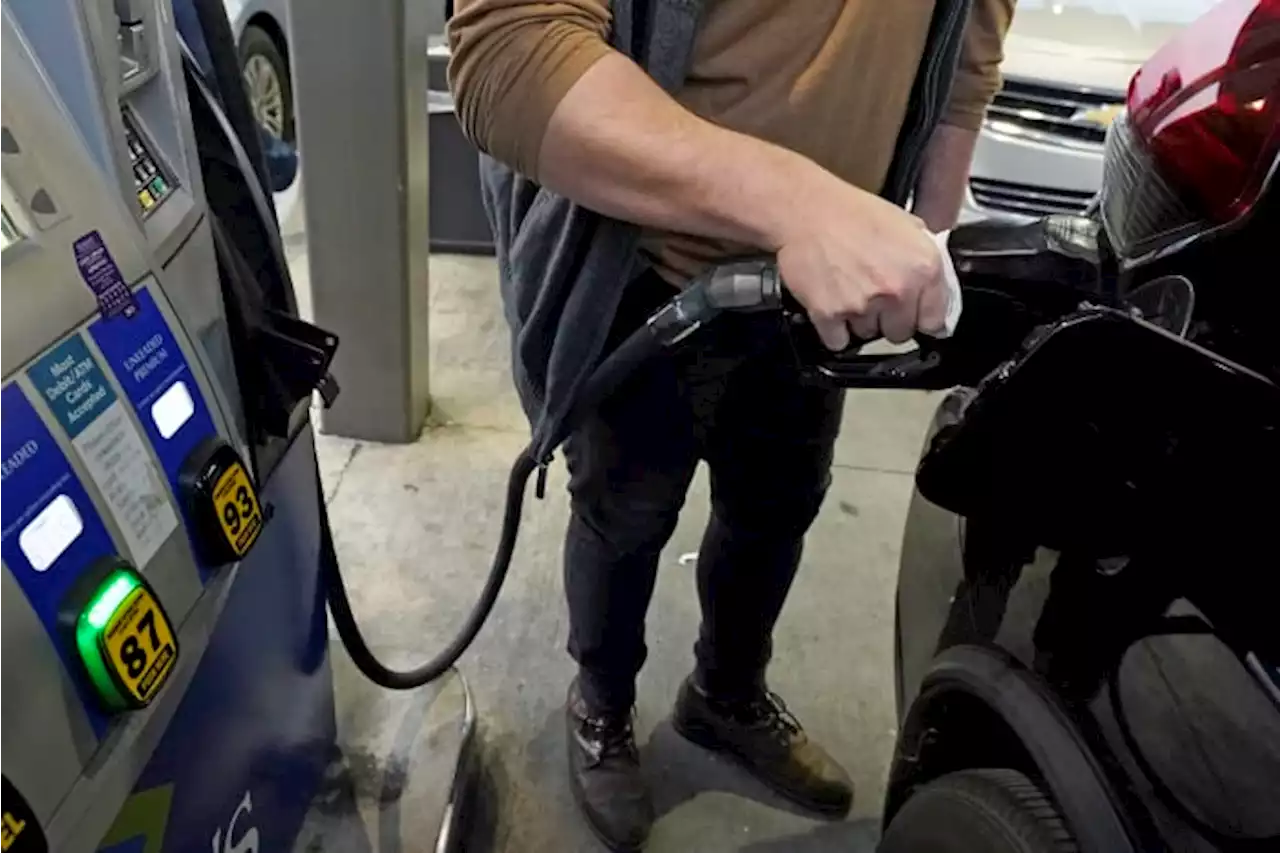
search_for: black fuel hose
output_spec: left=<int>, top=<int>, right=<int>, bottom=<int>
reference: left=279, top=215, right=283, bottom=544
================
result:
left=323, top=261, right=781, bottom=689
left=322, top=445, right=540, bottom=689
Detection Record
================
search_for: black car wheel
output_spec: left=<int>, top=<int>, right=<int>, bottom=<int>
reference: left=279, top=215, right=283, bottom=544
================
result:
left=239, top=24, right=294, bottom=144
left=879, top=769, right=1078, bottom=853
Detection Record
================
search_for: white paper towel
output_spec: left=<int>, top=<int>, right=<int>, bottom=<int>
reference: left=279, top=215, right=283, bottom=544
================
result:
left=927, top=229, right=963, bottom=338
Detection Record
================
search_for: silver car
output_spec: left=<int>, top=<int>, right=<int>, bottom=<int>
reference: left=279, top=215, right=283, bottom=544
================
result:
left=963, top=0, right=1218, bottom=222
left=222, top=0, right=294, bottom=144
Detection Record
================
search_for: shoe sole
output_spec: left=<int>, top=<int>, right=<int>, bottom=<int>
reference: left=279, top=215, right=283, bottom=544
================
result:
left=565, top=736, right=649, bottom=853
left=670, top=713, right=853, bottom=819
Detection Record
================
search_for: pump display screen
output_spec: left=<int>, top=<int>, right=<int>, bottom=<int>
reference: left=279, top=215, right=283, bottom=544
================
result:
left=121, top=111, right=173, bottom=215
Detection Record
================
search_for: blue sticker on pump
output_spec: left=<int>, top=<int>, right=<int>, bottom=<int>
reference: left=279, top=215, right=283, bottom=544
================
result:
left=89, top=288, right=219, bottom=574
left=1, top=383, right=116, bottom=734
left=27, top=335, right=117, bottom=439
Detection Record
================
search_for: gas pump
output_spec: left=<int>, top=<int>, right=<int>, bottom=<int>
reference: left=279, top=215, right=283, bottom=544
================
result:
left=3, top=0, right=252, bottom=427
left=0, top=1, right=417, bottom=850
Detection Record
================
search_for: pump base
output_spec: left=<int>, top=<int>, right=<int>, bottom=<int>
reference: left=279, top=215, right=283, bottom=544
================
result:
left=295, top=668, right=478, bottom=852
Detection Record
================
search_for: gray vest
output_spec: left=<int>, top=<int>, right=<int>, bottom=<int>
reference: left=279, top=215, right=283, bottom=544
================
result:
left=479, top=0, right=973, bottom=460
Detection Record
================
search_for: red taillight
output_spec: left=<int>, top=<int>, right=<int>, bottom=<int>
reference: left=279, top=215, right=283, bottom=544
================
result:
left=1127, top=0, right=1280, bottom=223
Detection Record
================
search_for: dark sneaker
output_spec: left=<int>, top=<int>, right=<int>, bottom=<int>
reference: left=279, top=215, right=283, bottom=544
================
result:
left=566, top=679, right=654, bottom=851
left=672, top=676, right=854, bottom=817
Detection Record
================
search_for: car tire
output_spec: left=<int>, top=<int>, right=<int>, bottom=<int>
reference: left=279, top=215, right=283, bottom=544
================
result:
left=879, top=769, right=1078, bottom=853
left=238, top=24, right=294, bottom=144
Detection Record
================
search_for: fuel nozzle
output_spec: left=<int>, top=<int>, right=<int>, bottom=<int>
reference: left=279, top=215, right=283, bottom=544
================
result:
left=781, top=214, right=1116, bottom=390
left=947, top=213, right=1112, bottom=304
left=646, top=214, right=1118, bottom=390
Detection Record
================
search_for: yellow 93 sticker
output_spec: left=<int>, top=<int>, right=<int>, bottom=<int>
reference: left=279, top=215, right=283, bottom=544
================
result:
left=213, top=462, right=263, bottom=557
left=104, top=586, right=176, bottom=704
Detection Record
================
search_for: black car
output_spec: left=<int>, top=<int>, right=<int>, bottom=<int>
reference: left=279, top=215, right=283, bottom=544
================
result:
left=851, top=2, right=1280, bottom=851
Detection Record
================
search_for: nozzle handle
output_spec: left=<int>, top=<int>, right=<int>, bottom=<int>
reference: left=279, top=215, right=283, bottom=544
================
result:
left=780, top=294, right=957, bottom=389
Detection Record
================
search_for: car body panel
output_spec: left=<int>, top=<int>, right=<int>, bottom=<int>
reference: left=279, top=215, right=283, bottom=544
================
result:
left=221, top=0, right=288, bottom=42
left=894, top=394, right=1280, bottom=851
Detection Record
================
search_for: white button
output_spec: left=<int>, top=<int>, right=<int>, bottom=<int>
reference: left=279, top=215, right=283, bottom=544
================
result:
left=20, top=494, right=84, bottom=572
left=151, top=381, right=195, bottom=439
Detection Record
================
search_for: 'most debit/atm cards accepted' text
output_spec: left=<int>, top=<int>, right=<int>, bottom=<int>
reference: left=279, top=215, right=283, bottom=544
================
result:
left=27, top=335, right=177, bottom=568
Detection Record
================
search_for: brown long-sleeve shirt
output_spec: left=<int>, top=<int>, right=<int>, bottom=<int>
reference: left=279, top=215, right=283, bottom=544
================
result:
left=449, top=0, right=1015, bottom=281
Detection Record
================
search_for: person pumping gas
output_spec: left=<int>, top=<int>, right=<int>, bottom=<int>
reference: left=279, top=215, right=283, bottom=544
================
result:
left=445, top=1, right=1015, bottom=850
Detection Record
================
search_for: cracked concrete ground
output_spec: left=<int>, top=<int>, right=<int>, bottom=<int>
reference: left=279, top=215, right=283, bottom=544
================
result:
left=290, top=245, right=942, bottom=852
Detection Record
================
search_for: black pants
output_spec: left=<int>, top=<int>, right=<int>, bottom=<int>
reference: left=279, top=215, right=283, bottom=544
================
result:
left=563, top=272, right=845, bottom=713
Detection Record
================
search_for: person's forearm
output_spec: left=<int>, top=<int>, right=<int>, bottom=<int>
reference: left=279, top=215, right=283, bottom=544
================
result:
left=537, top=52, right=832, bottom=252
left=912, top=124, right=980, bottom=232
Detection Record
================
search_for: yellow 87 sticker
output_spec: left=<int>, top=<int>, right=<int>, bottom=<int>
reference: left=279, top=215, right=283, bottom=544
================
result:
left=213, top=462, right=263, bottom=557
left=104, top=586, right=177, bottom=704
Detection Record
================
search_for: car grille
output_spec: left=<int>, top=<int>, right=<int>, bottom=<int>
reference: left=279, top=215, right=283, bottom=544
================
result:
left=970, top=177, right=1095, bottom=216
left=986, top=78, right=1125, bottom=146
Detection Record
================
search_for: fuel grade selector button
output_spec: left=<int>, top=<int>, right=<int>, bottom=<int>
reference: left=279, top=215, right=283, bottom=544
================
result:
left=179, top=438, right=265, bottom=566
left=62, top=560, right=179, bottom=712
left=2, top=776, right=47, bottom=853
